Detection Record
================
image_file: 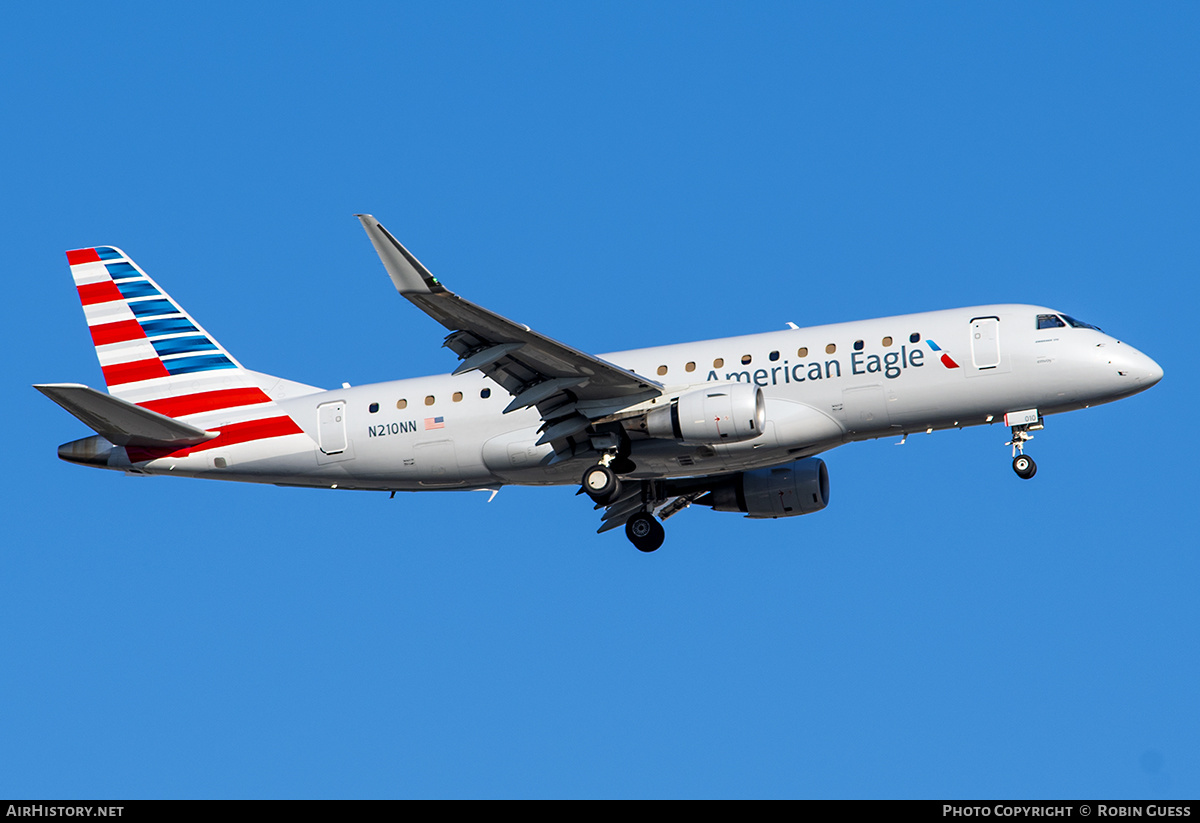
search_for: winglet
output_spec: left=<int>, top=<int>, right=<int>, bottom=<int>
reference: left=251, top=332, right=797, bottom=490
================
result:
left=355, top=214, right=445, bottom=295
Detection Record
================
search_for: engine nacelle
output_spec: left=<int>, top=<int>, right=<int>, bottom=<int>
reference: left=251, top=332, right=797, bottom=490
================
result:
left=645, top=384, right=766, bottom=445
left=699, top=458, right=829, bottom=519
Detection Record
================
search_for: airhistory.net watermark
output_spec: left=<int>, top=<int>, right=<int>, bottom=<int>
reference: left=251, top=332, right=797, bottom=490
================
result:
left=6, top=807, right=123, bottom=817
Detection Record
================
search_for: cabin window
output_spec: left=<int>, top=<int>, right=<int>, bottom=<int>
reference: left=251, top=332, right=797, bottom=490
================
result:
left=480, top=388, right=491, bottom=399
left=396, top=399, right=407, bottom=410
left=882, top=336, right=893, bottom=347
left=425, top=395, right=435, bottom=406
left=797, top=347, right=808, bottom=357
left=741, top=354, right=752, bottom=365
left=713, top=357, right=724, bottom=368
left=769, top=350, right=780, bottom=361
left=369, top=402, right=379, bottom=414
left=1038, top=314, right=1066, bottom=329
left=657, top=365, right=668, bottom=376
left=685, top=361, right=696, bottom=372
left=910, top=332, right=920, bottom=343
left=853, top=340, right=864, bottom=351
left=452, top=392, right=463, bottom=402
left=825, top=343, right=836, bottom=355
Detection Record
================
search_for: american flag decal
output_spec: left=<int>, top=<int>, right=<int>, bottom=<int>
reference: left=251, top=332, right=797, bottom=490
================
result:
left=424, top=416, right=444, bottom=430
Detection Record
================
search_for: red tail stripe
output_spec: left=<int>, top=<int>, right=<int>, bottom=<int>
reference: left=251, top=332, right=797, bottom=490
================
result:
left=190, top=415, right=304, bottom=453
left=127, top=415, right=304, bottom=462
left=66, top=248, right=101, bottom=265
left=78, top=280, right=124, bottom=306
left=138, top=387, right=273, bottom=418
left=125, top=445, right=179, bottom=463
left=102, top=358, right=171, bottom=386
left=89, top=319, right=146, bottom=347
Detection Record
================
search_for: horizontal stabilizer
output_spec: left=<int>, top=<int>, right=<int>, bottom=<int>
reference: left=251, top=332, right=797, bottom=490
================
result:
left=34, top=383, right=217, bottom=447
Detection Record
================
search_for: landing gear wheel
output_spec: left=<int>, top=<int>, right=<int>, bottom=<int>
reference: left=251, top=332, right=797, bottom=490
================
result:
left=625, top=512, right=665, bottom=553
left=1012, top=454, right=1037, bottom=480
left=582, top=464, right=620, bottom=505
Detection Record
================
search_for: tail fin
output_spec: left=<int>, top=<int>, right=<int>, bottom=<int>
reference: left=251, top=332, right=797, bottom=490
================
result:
left=62, top=247, right=308, bottom=461
left=66, top=246, right=249, bottom=400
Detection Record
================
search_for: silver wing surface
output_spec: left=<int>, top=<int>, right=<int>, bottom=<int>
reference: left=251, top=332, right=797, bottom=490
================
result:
left=33, top=383, right=217, bottom=447
left=357, top=215, right=663, bottom=451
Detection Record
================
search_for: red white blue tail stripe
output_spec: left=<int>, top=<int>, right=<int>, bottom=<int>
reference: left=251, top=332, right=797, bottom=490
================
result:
left=65, top=247, right=308, bottom=462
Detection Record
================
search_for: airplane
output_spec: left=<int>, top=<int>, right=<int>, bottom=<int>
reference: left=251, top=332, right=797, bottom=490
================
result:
left=36, top=215, right=1164, bottom=552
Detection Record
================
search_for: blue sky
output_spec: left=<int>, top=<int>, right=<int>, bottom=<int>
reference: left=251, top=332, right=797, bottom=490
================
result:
left=3, top=2, right=1197, bottom=798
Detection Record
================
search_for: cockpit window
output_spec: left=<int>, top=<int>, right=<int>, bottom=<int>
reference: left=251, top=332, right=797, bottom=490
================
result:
left=1037, top=314, right=1066, bottom=329
left=1062, top=314, right=1101, bottom=331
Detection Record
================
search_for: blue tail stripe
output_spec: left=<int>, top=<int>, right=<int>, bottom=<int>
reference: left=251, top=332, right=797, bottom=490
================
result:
left=128, top=299, right=179, bottom=318
left=164, top=354, right=236, bottom=375
left=139, top=317, right=200, bottom=337
left=96, top=247, right=123, bottom=260
left=152, top=335, right=219, bottom=356
left=105, top=262, right=139, bottom=279
left=115, top=280, right=161, bottom=299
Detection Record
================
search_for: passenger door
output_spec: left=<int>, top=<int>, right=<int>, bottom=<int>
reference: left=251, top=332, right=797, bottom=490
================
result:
left=970, top=317, right=1001, bottom=370
left=317, top=401, right=348, bottom=455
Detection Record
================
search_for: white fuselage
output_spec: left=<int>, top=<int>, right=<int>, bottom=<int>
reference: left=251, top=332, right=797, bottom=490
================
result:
left=95, top=304, right=1162, bottom=491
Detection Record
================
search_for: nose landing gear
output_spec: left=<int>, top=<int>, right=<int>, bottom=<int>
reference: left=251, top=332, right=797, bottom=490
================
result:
left=1012, top=453, right=1037, bottom=479
left=1004, top=410, right=1043, bottom=480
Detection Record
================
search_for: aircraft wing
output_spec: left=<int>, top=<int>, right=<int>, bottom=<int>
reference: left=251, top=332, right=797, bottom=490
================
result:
left=357, top=215, right=663, bottom=449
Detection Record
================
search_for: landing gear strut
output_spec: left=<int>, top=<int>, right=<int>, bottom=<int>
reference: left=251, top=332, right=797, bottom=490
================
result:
left=1005, top=415, right=1043, bottom=480
left=580, top=425, right=638, bottom=506
left=580, top=453, right=670, bottom=552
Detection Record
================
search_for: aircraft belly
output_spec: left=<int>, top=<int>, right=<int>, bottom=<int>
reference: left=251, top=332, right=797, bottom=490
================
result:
left=835, top=385, right=893, bottom=435
left=413, top=440, right=462, bottom=485
left=480, top=428, right=577, bottom=484
left=119, top=435, right=321, bottom=479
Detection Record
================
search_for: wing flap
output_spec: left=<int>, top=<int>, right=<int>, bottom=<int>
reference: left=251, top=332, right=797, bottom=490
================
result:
left=413, top=290, right=660, bottom=400
left=451, top=342, right=524, bottom=376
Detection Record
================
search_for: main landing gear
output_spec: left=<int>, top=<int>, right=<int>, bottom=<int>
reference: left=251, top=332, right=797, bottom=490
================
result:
left=580, top=458, right=667, bottom=553
left=625, top=512, right=665, bottom=553
left=581, top=462, right=621, bottom=506
left=1005, top=415, right=1043, bottom=480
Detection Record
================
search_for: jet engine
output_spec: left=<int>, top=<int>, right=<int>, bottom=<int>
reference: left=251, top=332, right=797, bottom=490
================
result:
left=644, top=384, right=766, bottom=445
left=696, top=458, right=829, bottom=519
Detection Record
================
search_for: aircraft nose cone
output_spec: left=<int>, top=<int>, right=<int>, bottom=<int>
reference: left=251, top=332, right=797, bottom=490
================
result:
left=1124, top=347, right=1163, bottom=386
left=1142, top=354, right=1164, bottom=387
left=1109, top=343, right=1163, bottom=393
